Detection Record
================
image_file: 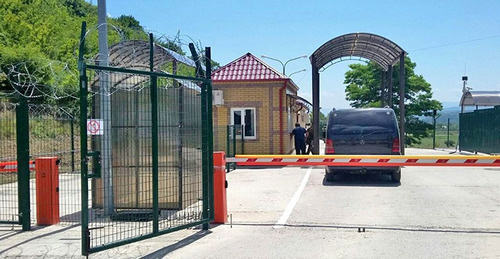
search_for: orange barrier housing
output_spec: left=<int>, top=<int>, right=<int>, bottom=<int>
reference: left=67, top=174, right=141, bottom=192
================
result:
left=212, top=152, right=227, bottom=224
left=35, top=157, right=60, bottom=225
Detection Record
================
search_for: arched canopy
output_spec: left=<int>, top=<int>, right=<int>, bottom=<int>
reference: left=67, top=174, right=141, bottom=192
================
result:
left=311, top=33, right=406, bottom=71
left=310, top=32, right=407, bottom=155
left=460, top=91, right=500, bottom=107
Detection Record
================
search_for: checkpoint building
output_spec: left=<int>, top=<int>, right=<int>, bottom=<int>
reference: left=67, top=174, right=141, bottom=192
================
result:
left=211, top=53, right=310, bottom=154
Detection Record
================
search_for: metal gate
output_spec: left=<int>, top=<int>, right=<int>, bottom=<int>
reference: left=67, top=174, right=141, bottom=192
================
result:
left=78, top=27, right=213, bottom=255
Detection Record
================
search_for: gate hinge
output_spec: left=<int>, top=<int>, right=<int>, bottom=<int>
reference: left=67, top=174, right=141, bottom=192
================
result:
left=86, top=151, right=101, bottom=178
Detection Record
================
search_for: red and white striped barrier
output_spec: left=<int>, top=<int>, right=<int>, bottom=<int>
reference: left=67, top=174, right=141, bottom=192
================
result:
left=226, top=155, right=500, bottom=167
left=0, top=161, right=36, bottom=173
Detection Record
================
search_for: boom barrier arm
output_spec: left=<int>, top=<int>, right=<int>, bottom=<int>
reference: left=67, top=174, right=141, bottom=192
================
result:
left=226, top=155, right=500, bottom=167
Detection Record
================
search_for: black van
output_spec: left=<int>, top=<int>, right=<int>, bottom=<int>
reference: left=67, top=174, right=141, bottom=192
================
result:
left=325, top=108, right=401, bottom=182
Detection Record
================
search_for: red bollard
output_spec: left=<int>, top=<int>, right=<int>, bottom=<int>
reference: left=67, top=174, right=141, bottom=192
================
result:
left=212, top=152, right=227, bottom=224
left=35, top=157, right=60, bottom=225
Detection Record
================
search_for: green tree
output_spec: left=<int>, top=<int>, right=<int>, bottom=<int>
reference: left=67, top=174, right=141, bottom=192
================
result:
left=309, top=110, right=328, bottom=132
left=0, top=0, right=207, bottom=108
left=344, top=57, right=442, bottom=145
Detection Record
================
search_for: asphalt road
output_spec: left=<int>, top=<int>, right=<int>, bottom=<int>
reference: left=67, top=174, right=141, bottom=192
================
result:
left=165, top=148, right=500, bottom=258
left=1, top=148, right=499, bottom=258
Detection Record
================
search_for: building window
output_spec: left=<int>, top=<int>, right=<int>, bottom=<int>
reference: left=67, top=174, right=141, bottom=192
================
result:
left=231, top=108, right=256, bottom=139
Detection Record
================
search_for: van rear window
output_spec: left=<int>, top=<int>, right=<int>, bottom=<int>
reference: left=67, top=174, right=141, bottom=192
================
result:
left=329, top=111, right=395, bottom=135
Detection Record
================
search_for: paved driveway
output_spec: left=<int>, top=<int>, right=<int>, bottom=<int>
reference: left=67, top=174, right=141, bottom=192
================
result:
left=0, top=148, right=499, bottom=258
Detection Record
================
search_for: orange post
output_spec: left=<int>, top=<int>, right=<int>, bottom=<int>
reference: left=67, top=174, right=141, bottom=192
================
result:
left=35, top=157, right=60, bottom=225
left=212, top=152, right=227, bottom=224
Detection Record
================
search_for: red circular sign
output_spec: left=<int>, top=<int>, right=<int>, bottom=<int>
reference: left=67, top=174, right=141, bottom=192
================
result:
left=87, top=120, right=100, bottom=134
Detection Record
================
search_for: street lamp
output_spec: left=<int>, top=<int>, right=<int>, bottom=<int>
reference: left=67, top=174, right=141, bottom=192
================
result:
left=261, top=55, right=308, bottom=75
left=287, top=69, right=307, bottom=78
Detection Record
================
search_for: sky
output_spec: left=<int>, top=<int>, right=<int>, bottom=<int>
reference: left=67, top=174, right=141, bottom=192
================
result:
left=96, top=0, right=500, bottom=111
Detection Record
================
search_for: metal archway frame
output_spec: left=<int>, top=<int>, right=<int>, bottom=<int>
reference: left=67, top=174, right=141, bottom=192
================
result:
left=310, top=33, right=407, bottom=154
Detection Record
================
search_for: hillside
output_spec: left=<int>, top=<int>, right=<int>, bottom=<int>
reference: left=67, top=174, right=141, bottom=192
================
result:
left=0, top=0, right=187, bottom=103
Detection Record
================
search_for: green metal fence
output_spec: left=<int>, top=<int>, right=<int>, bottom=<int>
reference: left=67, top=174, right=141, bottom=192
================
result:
left=0, top=98, right=22, bottom=225
left=79, top=32, right=213, bottom=255
left=1, top=95, right=83, bottom=228
left=27, top=104, right=82, bottom=224
left=459, top=106, right=500, bottom=154
left=213, top=125, right=244, bottom=172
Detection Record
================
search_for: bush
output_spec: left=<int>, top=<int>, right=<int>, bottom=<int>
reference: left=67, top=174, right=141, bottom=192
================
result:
left=444, top=140, right=455, bottom=147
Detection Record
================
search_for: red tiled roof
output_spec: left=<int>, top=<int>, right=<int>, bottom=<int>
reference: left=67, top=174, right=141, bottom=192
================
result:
left=212, top=53, right=287, bottom=81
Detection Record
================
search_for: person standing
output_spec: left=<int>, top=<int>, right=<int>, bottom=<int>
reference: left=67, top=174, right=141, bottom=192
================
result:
left=290, top=123, right=307, bottom=155
left=306, top=123, right=314, bottom=154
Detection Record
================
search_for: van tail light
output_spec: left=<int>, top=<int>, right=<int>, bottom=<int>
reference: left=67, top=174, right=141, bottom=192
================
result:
left=326, top=139, right=335, bottom=154
left=392, top=137, right=400, bottom=153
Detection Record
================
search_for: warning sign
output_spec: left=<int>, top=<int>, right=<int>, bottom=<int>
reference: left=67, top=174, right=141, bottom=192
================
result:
left=87, top=119, right=104, bottom=135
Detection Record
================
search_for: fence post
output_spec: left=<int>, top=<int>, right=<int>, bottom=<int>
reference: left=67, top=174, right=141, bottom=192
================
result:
left=205, top=47, right=214, bottom=221
left=226, top=125, right=230, bottom=173
left=174, top=60, right=184, bottom=209
left=149, top=34, right=159, bottom=233
left=241, top=125, right=244, bottom=154
left=447, top=118, right=450, bottom=147
left=78, top=21, right=90, bottom=256
left=226, top=125, right=230, bottom=156
left=232, top=126, right=236, bottom=158
left=432, top=110, right=436, bottom=149
left=70, top=117, right=75, bottom=172
left=16, top=94, right=30, bottom=231
left=201, top=82, right=209, bottom=230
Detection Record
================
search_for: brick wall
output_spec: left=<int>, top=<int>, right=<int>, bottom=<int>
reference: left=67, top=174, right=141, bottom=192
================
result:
left=213, top=80, right=297, bottom=154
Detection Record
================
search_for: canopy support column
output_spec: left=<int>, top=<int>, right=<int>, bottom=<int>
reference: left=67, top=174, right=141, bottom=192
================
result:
left=388, top=65, right=393, bottom=108
left=380, top=71, right=386, bottom=107
left=399, top=54, right=406, bottom=155
left=311, top=55, right=320, bottom=155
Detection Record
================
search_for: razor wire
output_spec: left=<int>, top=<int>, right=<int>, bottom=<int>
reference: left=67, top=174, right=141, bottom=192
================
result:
left=2, top=23, right=215, bottom=100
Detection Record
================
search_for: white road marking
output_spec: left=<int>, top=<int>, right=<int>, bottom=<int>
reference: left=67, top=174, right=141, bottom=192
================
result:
left=274, top=167, right=312, bottom=228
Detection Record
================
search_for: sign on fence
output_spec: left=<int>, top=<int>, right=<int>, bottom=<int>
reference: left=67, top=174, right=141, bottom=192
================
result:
left=86, top=119, right=103, bottom=135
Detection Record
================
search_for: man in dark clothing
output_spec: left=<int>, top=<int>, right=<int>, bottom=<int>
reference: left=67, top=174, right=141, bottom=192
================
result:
left=306, top=123, right=314, bottom=154
left=290, top=123, right=307, bottom=155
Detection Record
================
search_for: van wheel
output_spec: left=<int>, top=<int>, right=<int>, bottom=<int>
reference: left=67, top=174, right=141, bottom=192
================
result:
left=391, top=169, right=401, bottom=183
left=325, top=172, right=336, bottom=182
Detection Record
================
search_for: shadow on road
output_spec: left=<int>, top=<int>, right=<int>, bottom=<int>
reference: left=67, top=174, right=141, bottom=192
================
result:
left=0, top=224, right=79, bottom=256
left=322, top=174, right=401, bottom=187
left=139, top=229, right=211, bottom=258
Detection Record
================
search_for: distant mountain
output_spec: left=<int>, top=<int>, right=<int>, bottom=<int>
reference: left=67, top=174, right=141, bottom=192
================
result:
left=441, top=101, right=460, bottom=109
left=435, top=106, right=460, bottom=124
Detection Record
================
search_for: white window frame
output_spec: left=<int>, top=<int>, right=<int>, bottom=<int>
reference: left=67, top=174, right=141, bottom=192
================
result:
left=230, top=107, right=257, bottom=140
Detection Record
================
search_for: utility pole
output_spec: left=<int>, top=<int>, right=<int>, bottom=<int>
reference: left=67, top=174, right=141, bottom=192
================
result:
left=98, top=0, right=113, bottom=216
